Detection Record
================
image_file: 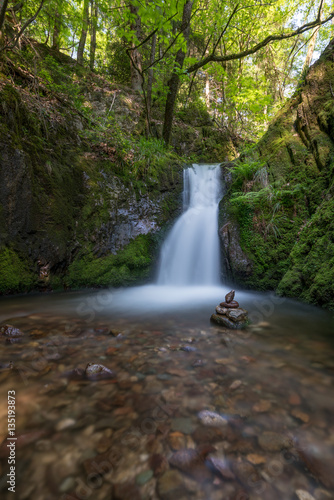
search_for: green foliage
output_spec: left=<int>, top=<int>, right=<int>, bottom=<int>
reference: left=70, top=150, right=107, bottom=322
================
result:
left=38, top=55, right=88, bottom=115
left=278, top=197, right=334, bottom=309
left=229, top=159, right=265, bottom=191
left=132, top=137, right=179, bottom=180
left=176, top=98, right=211, bottom=126
left=65, top=234, right=154, bottom=288
left=0, top=248, right=36, bottom=293
left=105, top=40, right=131, bottom=85
left=3, top=0, right=333, bottom=144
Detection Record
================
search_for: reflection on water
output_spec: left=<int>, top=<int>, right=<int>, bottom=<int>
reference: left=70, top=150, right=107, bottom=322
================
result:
left=0, top=286, right=334, bottom=500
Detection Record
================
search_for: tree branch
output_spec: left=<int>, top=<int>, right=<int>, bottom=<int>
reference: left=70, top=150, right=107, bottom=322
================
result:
left=0, top=0, right=45, bottom=52
left=186, top=7, right=334, bottom=74
left=144, top=6, right=199, bottom=72
left=128, top=10, right=179, bottom=53
left=212, top=3, right=239, bottom=55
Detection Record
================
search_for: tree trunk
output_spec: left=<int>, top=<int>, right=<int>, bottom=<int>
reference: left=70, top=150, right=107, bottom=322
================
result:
left=301, top=4, right=323, bottom=79
left=146, top=33, right=156, bottom=120
left=0, top=0, right=9, bottom=34
left=302, top=27, right=320, bottom=74
left=77, top=0, right=89, bottom=65
left=129, top=3, right=143, bottom=91
left=89, top=0, right=97, bottom=70
left=205, top=73, right=210, bottom=108
left=52, top=5, right=61, bottom=50
left=162, top=0, right=193, bottom=145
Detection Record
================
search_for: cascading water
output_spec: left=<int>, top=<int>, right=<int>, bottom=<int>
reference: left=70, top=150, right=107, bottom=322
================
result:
left=157, top=164, right=222, bottom=285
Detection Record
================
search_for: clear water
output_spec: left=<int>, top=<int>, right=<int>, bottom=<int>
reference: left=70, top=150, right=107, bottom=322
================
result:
left=0, top=164, right=333, bottom=500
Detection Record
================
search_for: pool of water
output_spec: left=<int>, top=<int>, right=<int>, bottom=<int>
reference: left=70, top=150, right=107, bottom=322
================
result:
left=0, top=286, right=333, bottom=500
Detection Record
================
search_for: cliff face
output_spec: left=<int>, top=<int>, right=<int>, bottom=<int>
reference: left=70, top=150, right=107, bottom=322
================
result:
left=0, top=40, right=236, bottom=294
left=220, top=39, right=334, bottom=309
left=0, top=45, right=184, bottom=293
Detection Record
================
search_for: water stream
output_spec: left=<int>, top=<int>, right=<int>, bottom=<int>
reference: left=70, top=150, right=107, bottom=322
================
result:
left=157, top=164, right=221, bottom=285
left=0, top=165, right=333, bottom=500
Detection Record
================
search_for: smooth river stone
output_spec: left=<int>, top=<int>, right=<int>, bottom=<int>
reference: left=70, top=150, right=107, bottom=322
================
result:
left=171, top=418, right=195, bottom=435
left=135, top=469, right=153, bottom=485
left=85, top=363, right=116, bottom=380
left=169, top=449, right=212, bottom=481
left=295, top=491, right=317, bottom=500
left=0, top=324, right=24, bottom=337
left=198, top=410, right=228, bottom=427
left=205, top=455, right=236, bottom=480
left=219, top=301, right=239, bottom=308
left=225, top=290, right=235, bottom=303
left=157, top=470, right=188, bottom=500
left=215, top=306, right=228, bottom=315
left=210, top=314, right=246, bottom=330
left=226, top=308, right=248, bottom=323
left=258, top=431, right=292, bottom=452
left=295, top=435, right=334, bottom=489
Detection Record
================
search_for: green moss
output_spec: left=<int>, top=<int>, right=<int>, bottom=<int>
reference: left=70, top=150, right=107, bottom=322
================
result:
left=0, top=247, right=36, bottom=293
left=278, top=197, right=334, bottom=309
left=65, top=234, right=155, bottom=288
left=220, top=42, right=334, bottom=308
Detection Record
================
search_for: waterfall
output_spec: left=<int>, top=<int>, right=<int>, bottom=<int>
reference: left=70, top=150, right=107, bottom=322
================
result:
left=157, top=164, right=222, bottom=285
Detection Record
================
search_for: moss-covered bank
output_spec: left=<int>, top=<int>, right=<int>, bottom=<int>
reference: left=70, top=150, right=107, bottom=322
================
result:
left=0, top=41, right=234, bottom=294
left=220, top=39, right=334, bottom=309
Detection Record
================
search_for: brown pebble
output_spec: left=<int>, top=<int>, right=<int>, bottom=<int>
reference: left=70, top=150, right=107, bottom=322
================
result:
left=252, top=400, right=271, bottom=413
left=169, top=448, right=212, bottom=481
left=149, top=453, right=169, bottom=477
left=246, top=453, right=267, bottom=465
left=289, top=393, right=301, bottom=405
left=229, top=380, right=242, bottom=391
left=168, top=432, right=187, bottom=451
left=291, top=409, right=309, bottom=423
left=113, top=482, right=141, bottom=500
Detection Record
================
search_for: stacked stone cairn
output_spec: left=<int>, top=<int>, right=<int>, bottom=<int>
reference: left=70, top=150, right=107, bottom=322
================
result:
left=210, top=290, right=248, bottom=329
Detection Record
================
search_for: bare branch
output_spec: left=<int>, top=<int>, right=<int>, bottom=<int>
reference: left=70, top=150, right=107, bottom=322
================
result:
left=1, top=0, right=45, bottom=52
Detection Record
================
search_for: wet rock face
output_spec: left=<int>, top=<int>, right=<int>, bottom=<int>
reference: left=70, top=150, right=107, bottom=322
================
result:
left=87, top=175, right=175, bottom=256
left=0, top=84, right=183, bottom=293
left=0, top=141, right=33, bottom=240
left=219, top=222, right=253, bottom=281
left=0, top=149, right=182, bottom=291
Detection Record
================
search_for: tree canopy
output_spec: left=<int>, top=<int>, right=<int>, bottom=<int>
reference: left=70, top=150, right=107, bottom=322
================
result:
left=1, top=0, right=333, bottom=143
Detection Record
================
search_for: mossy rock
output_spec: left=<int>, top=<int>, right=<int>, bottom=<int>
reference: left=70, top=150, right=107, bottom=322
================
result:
left=65, top=234, right=155, bottom=289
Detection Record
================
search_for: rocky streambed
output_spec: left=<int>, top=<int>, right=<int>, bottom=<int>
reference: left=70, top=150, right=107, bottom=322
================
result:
left=0, top=290, right=333, bottom=500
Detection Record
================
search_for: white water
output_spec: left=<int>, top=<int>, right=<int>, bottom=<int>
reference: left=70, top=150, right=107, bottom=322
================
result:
left=157, top=164, right=222, bottom=285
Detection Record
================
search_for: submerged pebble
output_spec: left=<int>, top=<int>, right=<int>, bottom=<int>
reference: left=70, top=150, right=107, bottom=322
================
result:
left=197, top=410, right=228, bottom=427
left=0, top=294, right=333, bottom=500
left=85, top=363, right=116, bottom=379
